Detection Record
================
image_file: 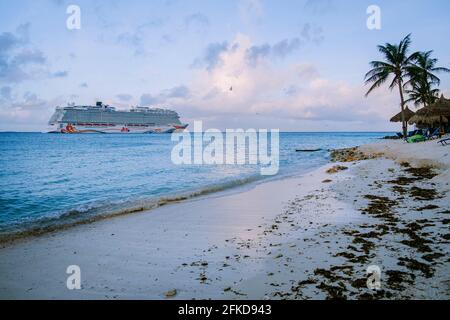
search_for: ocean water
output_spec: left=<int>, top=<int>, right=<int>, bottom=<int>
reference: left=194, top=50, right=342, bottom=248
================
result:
left=0, top=132, right=390, bottom=236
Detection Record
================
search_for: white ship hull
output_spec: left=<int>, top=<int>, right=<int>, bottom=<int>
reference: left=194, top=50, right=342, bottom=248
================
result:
left=48, top=123, right=186, bottom=134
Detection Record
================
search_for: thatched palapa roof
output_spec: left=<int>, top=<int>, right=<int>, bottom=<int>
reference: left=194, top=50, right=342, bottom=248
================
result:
left=390, top=106, right=415, bottom=122
left=408, top=94, right=450, bottom=125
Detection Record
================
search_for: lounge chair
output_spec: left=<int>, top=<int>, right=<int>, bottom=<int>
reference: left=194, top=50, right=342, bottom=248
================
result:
left=407, top=134, right=426, bottom=143
left=438, top=138, right=450, bottom=146
left=427, top=128, right=440, bottom=139
left=408, top=130, right=418, bottom=137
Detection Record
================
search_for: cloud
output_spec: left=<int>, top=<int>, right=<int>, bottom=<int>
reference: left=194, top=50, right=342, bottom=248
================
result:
left=140, top=85, right=190, bottom=106
left=194, top=23, right=324, bottom=72
left=0, top=32, right=21, bottom=52
left=139, top=18, right=165, bottom=29
left=0, top=91, right=64, bottom=131
left=0, top=23, right=64, bottom=84
left=0, top=23, right=30, bottom=51
left=164, top=85, right=190, bottom=98
left=159, top=34, right=173, bottom=44
left=165, top=34, right=398, bottom=129
left=79, top=82, right=88, bottom=88
left=284, top=85, right=300, bottom=97
left=184, top=13, right=210, bottom=32
left=304, top=0, right=334, bottom=14
left=140, top=93, right=159, bottom=106
left=239, top=0, right=264, bottom=25
left=11, top=50, right=46, bottom=65
left=116, top=19, right=166, bottom=56
left=117, top=31, right=146, bottom=56
left=52, top=70, right=69, bottom=78
left=300, top=23, right=324, bottom=45
left=245, top=24, right=324, bottom=66
left=51, top=0, right=66, bottom=6
left=192, top=41, right=232, bottom=71
left=116, top=93, right=133, bottom=102
left=0, top=24, right=47, bottom=83
left=246, top=38, right=302, bottom=65
left=0, top=86, right=12, bottom=100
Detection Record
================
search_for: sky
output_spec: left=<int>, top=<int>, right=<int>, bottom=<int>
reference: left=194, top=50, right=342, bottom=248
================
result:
left=0, top=0, right=449, bottom=132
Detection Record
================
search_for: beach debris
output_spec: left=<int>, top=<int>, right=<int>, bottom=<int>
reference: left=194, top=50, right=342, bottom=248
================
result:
left=230, top=289, right=247, bottom=296
left=164, top=289, right=177, bottom=298
left=385, top=270, right=415, bottom=290
left=329, top=147, right=380, bottom=162
left=196, top=153, right=449, bottom=300
left=326, top=165, right=348, bottom=174
left=404, top=166, right=438, bottom=179
left=361, top=195, right=398, bottom=223
left=422, top=253, right=445, bottom=262
left=410, top=187, right=439, bottom=201
left=398, top=257, right=434, bottom=278
left=316, top=282, right=347, bottom=300
left=416, top=204, right=440, bottom=211
left=198, top=272, right=208, bottom=282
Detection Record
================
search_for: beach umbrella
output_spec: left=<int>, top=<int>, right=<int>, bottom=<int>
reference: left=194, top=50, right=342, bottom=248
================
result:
left=390, top=106, right=415, bottom=123
left=408, top=114, right=448, bottom=126
left=413, top=94, right=450, bottom=117
left=408, top=95, right=450, bottom=131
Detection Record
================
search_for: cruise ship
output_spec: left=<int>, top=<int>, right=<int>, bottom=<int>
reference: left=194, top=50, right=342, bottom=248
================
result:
left=48, top=102, right=188, bottom=134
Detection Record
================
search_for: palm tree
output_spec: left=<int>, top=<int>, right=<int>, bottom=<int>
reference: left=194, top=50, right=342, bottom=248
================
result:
left=405, top=50, right=450, bottom=107
left=405, top=78, right=439, bottom=108
left=364, top=34, right=419, bottom=138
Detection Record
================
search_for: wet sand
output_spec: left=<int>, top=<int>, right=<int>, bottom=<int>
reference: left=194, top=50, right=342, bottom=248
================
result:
left=0, top=139, right=449, bottom=299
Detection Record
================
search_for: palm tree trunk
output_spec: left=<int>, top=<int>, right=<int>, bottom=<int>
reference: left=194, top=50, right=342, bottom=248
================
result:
left=398, top=80, right=408, bottom=139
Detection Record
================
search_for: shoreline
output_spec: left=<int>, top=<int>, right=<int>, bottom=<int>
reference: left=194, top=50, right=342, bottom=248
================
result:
left=0, top=131, right=387, bottom=244
left=0, top=139, right=448, bottom=299
left=0, top=165, right=318, bottom=245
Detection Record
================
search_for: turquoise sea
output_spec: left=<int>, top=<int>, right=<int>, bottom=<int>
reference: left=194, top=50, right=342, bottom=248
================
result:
left=0, top=132, right=390, bottom=236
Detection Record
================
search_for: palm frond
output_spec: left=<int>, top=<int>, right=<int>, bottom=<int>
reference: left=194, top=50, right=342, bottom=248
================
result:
left=365, top=76, right=389, bottom=97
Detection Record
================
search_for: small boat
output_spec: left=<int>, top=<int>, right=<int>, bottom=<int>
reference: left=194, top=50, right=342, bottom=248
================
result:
left=295, top=148, right=322, bottom=152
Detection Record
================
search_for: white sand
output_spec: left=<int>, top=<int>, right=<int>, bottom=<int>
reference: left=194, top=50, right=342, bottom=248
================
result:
left=360, top=136, right=450, bottom=169
left=0, top=139, right=449, bottom=299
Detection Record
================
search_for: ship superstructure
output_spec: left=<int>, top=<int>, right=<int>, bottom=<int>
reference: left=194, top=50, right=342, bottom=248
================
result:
left=48, top=102, right=188, bottom=134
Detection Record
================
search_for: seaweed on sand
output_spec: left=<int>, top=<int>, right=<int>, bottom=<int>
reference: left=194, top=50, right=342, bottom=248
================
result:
left=421, top=252, right=444, bottom=263
left=387, top=176, right=417, bottom=185
left=395, top=223, right=434, bottom=253
left=358, top=290, right=394, bottom=300
left=316, top=282, right=348, bottom=300
left=416, top=204, right=440, bottom=211
left=385, top=270, right=415, bottom=290
left=398, top=257, right=434, bottom=278
left=350, top=278, right=367, bottom=289
left=361, top=195, right=399, bottom=223
left=314, top=268, right=349, bottom=282
left=410, top=187, right=439, bottom=201
left=392, top=185, right=408, bottom=194
left=404, top=166, right=438, bottom=180
left=326, top=165, right=348, bottom=174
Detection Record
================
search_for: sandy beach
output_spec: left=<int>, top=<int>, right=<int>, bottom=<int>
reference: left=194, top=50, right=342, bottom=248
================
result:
left=0, top=139, right=449, bottom=300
